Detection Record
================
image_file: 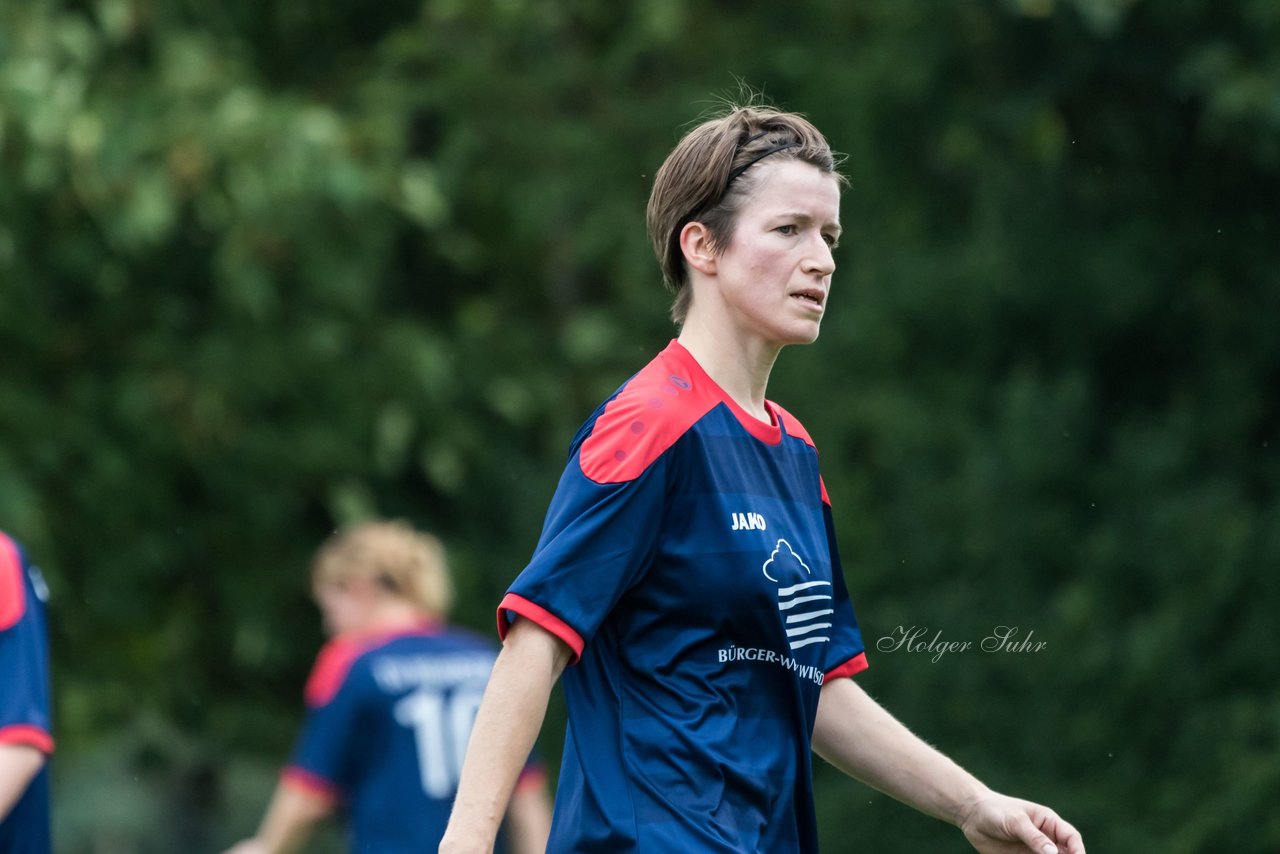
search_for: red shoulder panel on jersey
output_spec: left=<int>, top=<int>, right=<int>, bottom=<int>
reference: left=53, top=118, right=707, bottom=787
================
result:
left=0, top=724, right=54, bottom=754
left=771, top=401, right=816, bottom=449
left=771, top=401, right=831, bottom=506
left=0, top=532, right=26, bottom=631
left=825, top=651, right=869, bottom=681
left=303, top=625, right=440, bottom=708
left=304, top=636, right=370, bottom=708
left=579, top=344, right=722, bottom=484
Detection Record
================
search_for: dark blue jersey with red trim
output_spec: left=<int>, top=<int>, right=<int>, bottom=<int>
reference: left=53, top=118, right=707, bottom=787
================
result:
left=286, top=624, right=543, bottom=854
left=0, top=532, right=53, bottom=854
left=500, top=340, right=868, bottom=853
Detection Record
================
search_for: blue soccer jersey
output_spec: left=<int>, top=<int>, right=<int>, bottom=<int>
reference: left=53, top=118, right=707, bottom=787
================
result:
left=284, top=623, right=544, bottom=854
left=500, top=340, right=868, bottom=853
left=0, top=532, right=54, bottom=854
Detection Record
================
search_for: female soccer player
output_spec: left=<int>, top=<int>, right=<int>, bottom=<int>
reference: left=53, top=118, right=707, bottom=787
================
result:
left=440, top=104, right=1085, bottom=854
left=223, top=521, right=550, bottom=854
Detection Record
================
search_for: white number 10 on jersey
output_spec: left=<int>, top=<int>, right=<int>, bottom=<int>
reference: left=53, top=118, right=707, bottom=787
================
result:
left=394, top=686, right=485, bottom=798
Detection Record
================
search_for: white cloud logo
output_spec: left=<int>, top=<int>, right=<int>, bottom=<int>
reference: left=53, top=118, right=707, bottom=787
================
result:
left=762, top=539, right=832, bottom=650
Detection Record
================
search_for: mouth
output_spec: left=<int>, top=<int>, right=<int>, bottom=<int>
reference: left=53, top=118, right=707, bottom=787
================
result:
left=790, top=288, right=826, bottom=309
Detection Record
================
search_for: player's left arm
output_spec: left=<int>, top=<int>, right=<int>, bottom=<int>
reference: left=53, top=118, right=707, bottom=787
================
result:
left=812, top=677, right=1085, bottom=854
left=220, top=783, right=332, bottom=854
left=0, top=743, right=45, bottom=821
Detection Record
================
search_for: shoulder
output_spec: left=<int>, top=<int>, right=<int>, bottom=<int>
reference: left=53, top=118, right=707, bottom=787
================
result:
left=579, top=344, right=722, bottom=484
left=303, top=635, right=384, bottom=708
left=0, top=532, right=27, bottom=632
left=768, top=401, right=832, bottom=506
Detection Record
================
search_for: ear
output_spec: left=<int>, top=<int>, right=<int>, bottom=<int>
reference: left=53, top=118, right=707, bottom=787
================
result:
left=679, top=221, right=718, bottom=276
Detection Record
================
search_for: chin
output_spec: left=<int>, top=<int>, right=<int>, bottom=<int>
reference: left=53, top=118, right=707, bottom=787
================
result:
left=780, top=324, right=822, bottom=346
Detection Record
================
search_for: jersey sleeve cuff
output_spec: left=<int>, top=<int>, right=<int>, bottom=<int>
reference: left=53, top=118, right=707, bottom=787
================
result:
left=281, top=766, right=343, bottom=805
left=497, top=593, right=585, bottom=665
left=515, top=763, right=548, bottom=794
left=0, top=724, right=54, bottom=754
left=825, top=651, right=869, bottom=681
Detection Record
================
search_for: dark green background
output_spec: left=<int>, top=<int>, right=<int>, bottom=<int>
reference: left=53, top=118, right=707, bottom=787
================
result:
left=2, top=0, right=1276, bottom=850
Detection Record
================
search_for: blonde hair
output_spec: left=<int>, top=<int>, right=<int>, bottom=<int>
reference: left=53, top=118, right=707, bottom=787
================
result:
left=311, top=520, right=453, bottom=618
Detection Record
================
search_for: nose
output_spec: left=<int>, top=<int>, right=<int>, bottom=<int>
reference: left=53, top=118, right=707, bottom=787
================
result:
left=804, top=235, right=836, bottom=277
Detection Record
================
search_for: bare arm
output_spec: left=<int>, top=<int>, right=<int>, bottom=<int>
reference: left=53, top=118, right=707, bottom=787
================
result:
left=502, top=775, right=554, bottom=854
left=220, top=782, right=333, bottom=854
left=813, top=678, right=1085, bottom=854
left=0, top=743, right=46, bottom=821
left=440, top=618, right=570, bottom=854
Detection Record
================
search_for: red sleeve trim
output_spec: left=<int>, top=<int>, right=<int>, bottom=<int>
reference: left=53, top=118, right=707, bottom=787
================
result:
left=825, top=652, right=869, bottom=681
left=0, top=533, right=27, bottom=631
left=281, top=766, right=343, bottom=805
left=497, top=593, right=584, bottom=665
left=0, top=725, right=54, bottom=754
left=514, top=764, right=548, bottom=794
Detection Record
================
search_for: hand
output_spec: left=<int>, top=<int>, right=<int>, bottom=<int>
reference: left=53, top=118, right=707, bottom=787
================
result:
left=959, top=793, right=1085, bottom=854
left=438, top=834, right=492, bottom=854
left=220, top=840, right=271, bottom=854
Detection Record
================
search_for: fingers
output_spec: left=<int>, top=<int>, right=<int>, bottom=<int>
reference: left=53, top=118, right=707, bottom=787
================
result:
left=1024, top=807, right=1087, bottom=854
left=1046, top=814, right=1086, bottom=854
left=1010, top=811, right=1059, bottom=854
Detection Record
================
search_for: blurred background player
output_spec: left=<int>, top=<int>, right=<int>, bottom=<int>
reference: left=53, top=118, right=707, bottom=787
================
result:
left=223, top=520, right=550, bottom=854
left=0, top=531, right=54, bottom=854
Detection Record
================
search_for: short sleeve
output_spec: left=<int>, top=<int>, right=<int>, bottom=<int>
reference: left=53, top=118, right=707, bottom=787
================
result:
left=283, top=652, right=368, bottom=801
left=819, top=503, right=869, bottom=680
left=499, top=448, right=668, bottom=663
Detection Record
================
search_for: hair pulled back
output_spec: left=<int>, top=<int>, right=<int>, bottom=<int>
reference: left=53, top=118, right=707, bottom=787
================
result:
left=646, top=104, right=845, bottom=324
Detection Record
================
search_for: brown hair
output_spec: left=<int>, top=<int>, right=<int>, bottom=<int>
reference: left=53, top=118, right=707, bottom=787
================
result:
left=645, top=103, right=846, bottom=324
left=311, top=520, right=453, bottom=618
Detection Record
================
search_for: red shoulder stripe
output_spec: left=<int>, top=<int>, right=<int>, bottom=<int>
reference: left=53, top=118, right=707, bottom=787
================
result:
left=579, top=344, right=721, bottom=484
left=771, top=401, right=816, bottom=449
left=770, top=402, right=831, bottom=506
left=303, top=624, right=441, bottom=708
left=304, top=637, right=368, bottom=708
left=0, top=533, right=26, bottom=631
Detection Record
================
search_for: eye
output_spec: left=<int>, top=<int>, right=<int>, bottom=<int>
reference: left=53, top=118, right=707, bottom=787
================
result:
left=822, top=233, right=840, bottom=248
left=775, top=224, right=797, bottom=235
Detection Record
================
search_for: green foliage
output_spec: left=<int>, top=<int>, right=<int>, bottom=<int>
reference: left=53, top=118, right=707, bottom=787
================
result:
left=1, top=0, right=1276, bottom=850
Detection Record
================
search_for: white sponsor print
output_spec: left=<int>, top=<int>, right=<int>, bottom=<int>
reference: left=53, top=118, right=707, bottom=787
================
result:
left=730, top=511, right=768, bottom=531
left=763, top=539, right=832, bottom=650
left=716, top=644, right=826, bottom=685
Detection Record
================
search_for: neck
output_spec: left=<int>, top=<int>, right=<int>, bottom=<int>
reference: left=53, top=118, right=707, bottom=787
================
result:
left=360, top=599, right=436, bottom=635
left=676, top=311, right=780, bottom=422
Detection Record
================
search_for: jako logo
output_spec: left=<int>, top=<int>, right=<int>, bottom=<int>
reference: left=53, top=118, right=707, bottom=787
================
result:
left=731, top=512, right=767, bottom=531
